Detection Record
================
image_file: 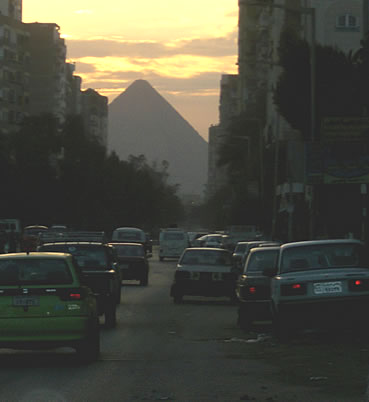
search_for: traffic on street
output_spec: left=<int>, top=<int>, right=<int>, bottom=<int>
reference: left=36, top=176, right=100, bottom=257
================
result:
left=0, top=230, right=367, bottom=401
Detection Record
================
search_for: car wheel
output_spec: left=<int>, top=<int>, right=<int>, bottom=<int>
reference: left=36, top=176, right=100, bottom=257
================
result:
left=76, top=319, right=100, bottom=363
left=173, top=293, right=183, bottom=304
left=237, top=305, right=253, bottom=331
left=104, top=303, right=117, bottom=328
left=159, top=257, right=164, bottom=262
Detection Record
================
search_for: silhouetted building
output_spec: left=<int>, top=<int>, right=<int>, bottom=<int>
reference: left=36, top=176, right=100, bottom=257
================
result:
left=81, top=88, right=108, bottom=147
left=0, top=0, right=22, bottom=21
left=0, top=11, right=30, bottom=133
left=207, top=75, right=240, bottom=198
left=25, top=23, right=68, bottom=123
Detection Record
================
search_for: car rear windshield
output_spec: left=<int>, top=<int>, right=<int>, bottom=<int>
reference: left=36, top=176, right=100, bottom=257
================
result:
left=116, top=245, right=144, bottom=257
left=117, top=231, right=144, bottom=241
left=245, top=250, right=279, bottom=273
left=162, top=232, right=185, bottom=241
left=235, top=244, right=247, bottom=253
left=180, top=250, right=232, bottom=266
left=281, top=243, right=369, bottom=273
left=40, top=245, right=108, bottom=270
left=0, top=258, right=72, bottom=285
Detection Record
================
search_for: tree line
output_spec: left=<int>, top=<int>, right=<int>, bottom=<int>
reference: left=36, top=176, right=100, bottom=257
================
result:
left=0, top=114, right=184, bottom=234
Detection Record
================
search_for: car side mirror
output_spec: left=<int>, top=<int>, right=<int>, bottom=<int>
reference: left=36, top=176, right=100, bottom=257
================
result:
left=262, top=267, right=277, bottom=277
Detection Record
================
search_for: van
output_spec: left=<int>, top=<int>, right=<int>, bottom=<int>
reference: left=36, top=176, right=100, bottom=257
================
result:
left=159, top=229, right=189, bottom=261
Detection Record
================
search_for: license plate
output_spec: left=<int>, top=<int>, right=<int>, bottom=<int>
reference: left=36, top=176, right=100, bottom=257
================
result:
left=313, top=281, right=342, bottom=295
left=120, top=264, right=129, bottom=269
left=13, top=295, right=40, bottom=306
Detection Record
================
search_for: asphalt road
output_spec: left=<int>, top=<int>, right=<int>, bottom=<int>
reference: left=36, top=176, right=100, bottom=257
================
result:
left=0, top=251, right=366, bottom=402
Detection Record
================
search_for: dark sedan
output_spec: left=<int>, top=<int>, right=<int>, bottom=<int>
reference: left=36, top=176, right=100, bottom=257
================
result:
left=236, top=246, right=280, bottom=330
left=110, top=243, right=150, bottom=286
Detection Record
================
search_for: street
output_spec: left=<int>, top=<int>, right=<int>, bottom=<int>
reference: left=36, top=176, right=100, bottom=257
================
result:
left=0, top=250, right=367, bottom=402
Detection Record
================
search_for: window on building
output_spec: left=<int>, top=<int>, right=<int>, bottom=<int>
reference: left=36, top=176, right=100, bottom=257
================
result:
left=336, top=14, right=360, bottom=31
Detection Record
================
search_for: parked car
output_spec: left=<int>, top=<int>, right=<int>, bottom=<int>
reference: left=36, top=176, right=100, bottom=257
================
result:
left=0, top=252, right=99, bottom=362
left=109, top=242, right=150, bottom=286
left=38, top=232, right=121, bottom=328
left=238, top=240, right=280, bottom=272
left=170, top=247, right=237, bottom=303
left=236, top=246, right=280, bottom=330
left=265, top=239, right=369, bottom=340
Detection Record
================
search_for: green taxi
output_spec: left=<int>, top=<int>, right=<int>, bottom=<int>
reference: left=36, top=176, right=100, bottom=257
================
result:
left=0, top=252, right=99, bottom=362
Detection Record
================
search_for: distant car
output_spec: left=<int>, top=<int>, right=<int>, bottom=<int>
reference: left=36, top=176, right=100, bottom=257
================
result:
left=0, top=252, right=99, bottom=362
left=21, top=225, right=48, bottom=252
left=196, top=234, right=224, bottom=248
left=109, top=242, right=150, bottom=286
left=188, top=231, right=208, bottom=247
left=266, top=239, right=369, bottom=340
left=170, top=247, right=237, bottom=303
left=112, top=227, right=151, bottom=253
left=236, top=246, right=280, bottom=330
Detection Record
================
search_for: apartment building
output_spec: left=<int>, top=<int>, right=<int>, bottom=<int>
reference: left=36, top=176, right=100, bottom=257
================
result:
left=207, top=74, right=240, bottom=198
left=81, top=88, right=108, bottom=147
left=0, top=0, right=22, bottom=21
left=25, top=23, right=68, bottom=123
left=0, top=13, right=30, bottom=133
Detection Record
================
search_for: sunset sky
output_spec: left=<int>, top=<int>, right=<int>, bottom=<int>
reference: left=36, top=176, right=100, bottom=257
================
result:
left=23, top=1, right=239, bottom=140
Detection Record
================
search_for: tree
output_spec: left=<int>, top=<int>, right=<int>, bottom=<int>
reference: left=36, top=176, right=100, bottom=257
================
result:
left=274, top=29, right=363, bottom=141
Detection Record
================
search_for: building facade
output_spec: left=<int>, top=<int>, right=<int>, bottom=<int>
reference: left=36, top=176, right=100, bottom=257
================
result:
left=25, top=23, right=68, bottom=123
left=81, top=88, right=108, bottom=147
left=207, top=74, right=240, bottom=198
left=0, top=0, right=22, bottom=21
left=208, top=0, right=369, bottom=237
left=0, top=13, right=30, bottom=133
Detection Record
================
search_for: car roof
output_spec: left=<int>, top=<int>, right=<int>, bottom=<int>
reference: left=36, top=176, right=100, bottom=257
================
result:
left=249, top=246, right=281, bottom=255
left=24, top=225, right=48, bottom=230
left=41, top=242, right=108, bottom=247
left=281, top=239, right=363, bottom=250
left=109, top=242, right=143, bottom=247
left=184, top=247, right=229, bottom=252
left=0, top=252, right=70, bottom=260
left=114, top=227, right=143, bottom=232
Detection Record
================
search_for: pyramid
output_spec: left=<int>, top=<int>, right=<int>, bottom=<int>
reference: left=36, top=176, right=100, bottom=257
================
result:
left=108, top=80, right=208, bottom=195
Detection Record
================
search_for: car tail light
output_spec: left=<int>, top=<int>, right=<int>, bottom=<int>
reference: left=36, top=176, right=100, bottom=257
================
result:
left=59, top=288, right=86, bottom=301
left=349, top=279, right=369, bottom=291
left=248, top=286, right=257, bottom=295
left=281, top=283, right=307, bottom=296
